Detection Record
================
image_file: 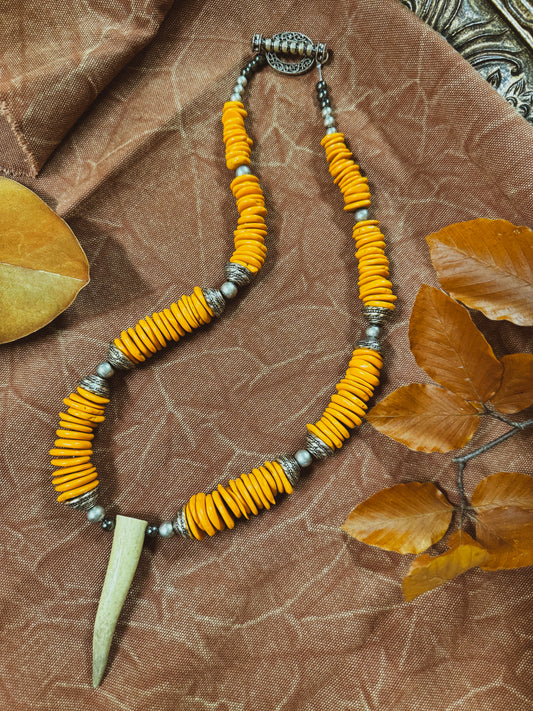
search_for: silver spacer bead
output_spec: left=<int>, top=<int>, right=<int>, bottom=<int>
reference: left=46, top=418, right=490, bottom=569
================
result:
left=354, top=208, right=370, bottom=222
left=79, top=374, right=110, bottom=398
left=252, top=34, right=263, bottom=53
left=64, top=486, right=100, bottom=511
left=106, top=342, right=136, bottom=370
left=230, top=92, right=242, bottom=102
left=324, top=115, right=336, bottom=128
left=202, top=287, right=226, bottom=318
left=173, top=507, right=193, bottom=539
left=363, top=306, right=392, bottom=326
left=325, top=126, right=337, bottom=135
left=87, top=505, right=106, bottom=522
left=159, top=521, right=175, bottom=538
left=321, top=106, right=332, bottom=117
left=220, top=281, right=238, bottom=299
left=235, top=165, right=251, bottom=176
left=294, top=449, right=313, bottom=468
left=95, top=361, right=115, bottom=379
left=224, top=262, right=254, bottom=287
left=236, top=75, right=247, bottom=87
left=276, top=455, right=301, bottom=487
left=306, top=433, right=334, bottom=460
left=356, top=338, right=382, bottom=353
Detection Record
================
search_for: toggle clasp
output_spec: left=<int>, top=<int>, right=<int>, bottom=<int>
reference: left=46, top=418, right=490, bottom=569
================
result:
left=252, top=32, right=328, bottom=75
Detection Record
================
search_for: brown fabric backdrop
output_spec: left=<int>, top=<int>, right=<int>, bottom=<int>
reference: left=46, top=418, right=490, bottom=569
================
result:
left=1, top=1, right=532, bottom=709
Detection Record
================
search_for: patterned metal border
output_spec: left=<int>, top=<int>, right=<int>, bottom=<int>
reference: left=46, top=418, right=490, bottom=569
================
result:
left=400, top=0, right=533, bottom=123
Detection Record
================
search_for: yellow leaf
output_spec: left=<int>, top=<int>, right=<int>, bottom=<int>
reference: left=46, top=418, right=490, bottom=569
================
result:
left=366, top=383, right=480, bottom=452
left=342, top=481, right=453, bottom=554
left=472, top=472, right=533, bottom=570
left=0, top=177, right=89, bottom=343
left=402, top=531, right=488, bottom=601
left=490, top=353, right=533, bottom=414
left=408, top=285, right=502, bottom=402
left=426, top=218, right=533, bottom=326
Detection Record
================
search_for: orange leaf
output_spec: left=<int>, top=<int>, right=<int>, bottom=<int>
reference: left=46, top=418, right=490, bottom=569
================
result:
left=0, top=177, right=89, bottom=343
left=426, top=218, right=533, bottom=326
left=472, top=472, right=533, bottom=570
left=409, top=285, right=502, bottom=402
left=366, top=383, right=480, bottom=452
left=490, top=353, right=533, bottom=414
left=342, top=481, right=453, bottom=554
left=402, top=531, right=488, bottom=601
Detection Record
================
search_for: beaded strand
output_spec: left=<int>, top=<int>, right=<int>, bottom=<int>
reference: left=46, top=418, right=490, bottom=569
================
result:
left=49, top=49, right=396, bottom=539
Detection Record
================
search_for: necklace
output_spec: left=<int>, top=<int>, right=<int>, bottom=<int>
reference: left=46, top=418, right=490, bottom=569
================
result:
left=48, top=33, right=396, bottom=686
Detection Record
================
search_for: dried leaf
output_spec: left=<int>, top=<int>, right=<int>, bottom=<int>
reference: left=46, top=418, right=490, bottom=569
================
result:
left=0, top=177, right=89, bottom=343
left=342, top=481, right=453, bottom=554
left=366, top=383, right=480, bottom=452
left=490, top=353, right=533, bottom=414
left=409, top=285, right=502, bottom=402
left=402, top=531, right=488, bottom=601
left=426, top=218, right=533, bottom=326
left=472, top=472, right=533, bottom=570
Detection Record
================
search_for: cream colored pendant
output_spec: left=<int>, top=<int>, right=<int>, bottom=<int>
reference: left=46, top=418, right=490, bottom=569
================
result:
left=92, top=515, right=147, bottom=687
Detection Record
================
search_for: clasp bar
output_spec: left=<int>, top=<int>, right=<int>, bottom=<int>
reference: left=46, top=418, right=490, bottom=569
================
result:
left=252, top=32, right=329, bottom=75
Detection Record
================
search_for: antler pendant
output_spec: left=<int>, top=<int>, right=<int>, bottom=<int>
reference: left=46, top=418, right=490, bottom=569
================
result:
left=92, top=514, right=147, bottom=687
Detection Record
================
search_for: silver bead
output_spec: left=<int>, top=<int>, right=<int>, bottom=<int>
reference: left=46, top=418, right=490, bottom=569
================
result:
left=276, top=455, right=301, bottom=487
left=365, top=325, right=382, bottom=339
left=79, top=374, right=110, bottom=398
left=356, top=338, right=382, bottom=353
left=64, top=486, right=100, bottom=511
left=325, top=126, right=337, bottom=135
left=235, top=165, right=251, bottom=176
left=202, top=287, right=226, bottom=318
left=224, top=262, right=254, bottom=286
left=230, top=92, right=242, bottom=102
left=96, top=361, right=115, bottom=379
left=306, top=433, right=334, bottom=460
left=220, top=281, right=238, bottom=299
left=173, top=507, right=193, bottom=539
left=159, top=521, right=175, bottom=538
left=236, top=75, right=247, bottom=87
left=363, top=306, right=391, bottom=326
left=294, top=449, right=313, bottom=468
left=106, top=342, right=136, bottom=370
left=324, top=115, right=336, bottom=128
left=321, top=106, right=332, bottom=118
left=354, top=208, right=370, bottom=222
left=87, top=505, right=106, bottom=522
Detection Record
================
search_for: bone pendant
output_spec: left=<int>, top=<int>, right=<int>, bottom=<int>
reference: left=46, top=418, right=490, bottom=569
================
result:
left=92, top=514, right=147, bottom=686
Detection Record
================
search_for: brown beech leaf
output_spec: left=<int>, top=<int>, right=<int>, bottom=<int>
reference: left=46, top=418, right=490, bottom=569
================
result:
left=402, top=531, right=488, bottom=601
left=426, top=218, right=533, bottom=326
left=0, top=177, right=89, bottom=343
left=490, top=353, right=533, bottom=414
left=366, top=383, right=480, bottom=452
left=409, top=285, right=502, bottom=402
left=342, top=481, right=453, bottom=554
left=472, top=472, right=533, bottom=570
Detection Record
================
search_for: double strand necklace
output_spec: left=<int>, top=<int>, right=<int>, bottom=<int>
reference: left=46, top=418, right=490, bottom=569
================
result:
left=48, top=34, right=396, bottom=686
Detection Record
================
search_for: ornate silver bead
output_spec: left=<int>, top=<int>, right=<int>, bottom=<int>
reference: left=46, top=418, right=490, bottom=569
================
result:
left=173, top=507, right=193, bottom=539
left=96, top=361, right=115, bottom=379
left=276, top=455, right=301, bottom=487
left=294, top=449, right=313, bottom=468
left=202, top=287, right=226, bottom=318
left=223, top=262, right=254, bottom=287
left=64, top=486, right=100, bottom=511
left=87, top=505, right=106, bottom=522
left=79, top=374, right=110, bottom=398
left=106, top=342, right=136, bottom=370
left=159, top=521, right=175, bottom=538
left=356, top=338, right=382, bottom=353
left=363, top=306, right=391, bottom=326
left=306, top=433, right=334, bottom=460
left=235, top=165, right=251, bottom=176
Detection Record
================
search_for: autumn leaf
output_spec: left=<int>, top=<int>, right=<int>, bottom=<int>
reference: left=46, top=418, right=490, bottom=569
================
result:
left=0, top=177, right=89, bottom=343
left=342, top=481, right=453, bottom=554
left=426, top=218, right=533, bottom=326
left=408, top=285, right=502, bottom=402
left=490, top=353, right=533, bottom=414
left=366, top=383, right=480, bottom=452
left=472, top=472, right=533, bottom=570
left=402, top=531, right=488, bottom=601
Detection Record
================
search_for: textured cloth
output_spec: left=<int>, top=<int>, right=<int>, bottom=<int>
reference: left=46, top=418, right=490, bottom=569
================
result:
left=1, top=1, right=532, bottom=709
